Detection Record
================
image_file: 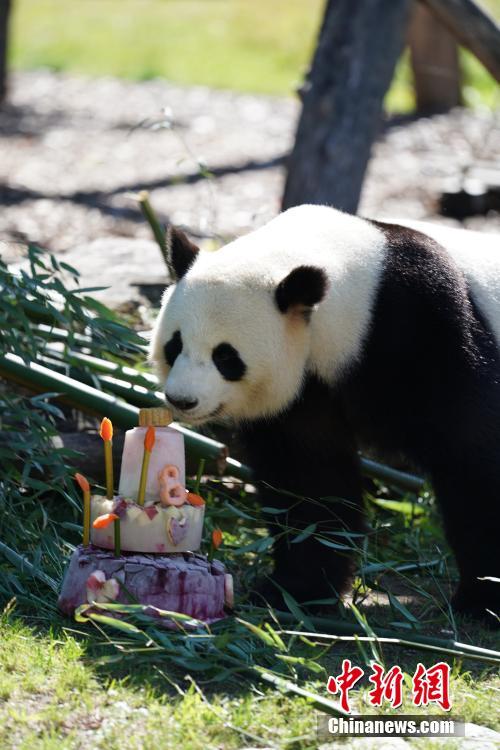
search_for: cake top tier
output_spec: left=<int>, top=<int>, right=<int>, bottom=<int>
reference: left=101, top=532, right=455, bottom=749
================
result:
left=138, top=407, right=173, bottom=427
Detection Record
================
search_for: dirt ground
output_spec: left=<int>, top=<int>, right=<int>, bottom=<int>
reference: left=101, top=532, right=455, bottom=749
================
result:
left=1, top=70, right=499, bottom=305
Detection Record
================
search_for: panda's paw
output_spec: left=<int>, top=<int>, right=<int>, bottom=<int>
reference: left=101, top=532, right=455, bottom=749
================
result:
left=247, top=581, right=284, bottom=610
left=452, top=583, right=500, bottom=630
left=248, top=576, right=343, bottom=616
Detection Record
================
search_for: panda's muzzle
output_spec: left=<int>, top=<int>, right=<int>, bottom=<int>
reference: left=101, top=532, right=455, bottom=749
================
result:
left=164, top=393, right=199, bottom=412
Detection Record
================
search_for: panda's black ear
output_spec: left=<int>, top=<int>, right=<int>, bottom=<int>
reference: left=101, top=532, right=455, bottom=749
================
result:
left=165, top=225, right=200, bottom=281
left=275, top=265, right=328, bottom=317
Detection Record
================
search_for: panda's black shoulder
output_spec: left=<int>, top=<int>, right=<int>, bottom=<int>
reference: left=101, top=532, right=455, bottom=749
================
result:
left=366, top=218, right=478, bottom=321
left=368, top=219, right=462, bottom=291
left=363, top=218, right=496, bottom=370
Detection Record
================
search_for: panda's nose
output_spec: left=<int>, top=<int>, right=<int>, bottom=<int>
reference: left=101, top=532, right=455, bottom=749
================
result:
left=165, top=393, right=199, bottom=412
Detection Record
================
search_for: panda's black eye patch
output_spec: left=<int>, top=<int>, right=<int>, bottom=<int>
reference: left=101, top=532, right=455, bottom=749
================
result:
left=212, top=343, right=246, bottom=382
left=164, top=330, right=182, bottom=367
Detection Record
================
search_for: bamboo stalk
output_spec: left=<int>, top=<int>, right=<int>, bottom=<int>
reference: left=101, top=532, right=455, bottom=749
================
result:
left=137, top=191, right=168, bottom=266
left=66, top=350, right=156, bottom=388
left=1, top=350, right=425, bottom=491
left=137, top=427, right=155, bottom=505
left=75, top=473, right=91, bottom=546
left=252, top=665, right=351, bottom=716
left=219, top=652, right=350, bottom=717
left=99, top=419, right=114, bottom=499
left=360, top=457, right=424, bottom=493
left=39, top=353, right=426, bottom=490
left=242, top=607, right=500, bottom=665
left=35, top=324, right=94, bottom=348
left=279, top=630, right=500, bottom=666
left=0, top=353, right=229, bottom=475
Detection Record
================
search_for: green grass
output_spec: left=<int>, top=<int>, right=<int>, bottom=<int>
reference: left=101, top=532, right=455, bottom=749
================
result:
left=0, top=615, right=315, bottom=750
left=1, top=611, right=499, bottom=750
left=10, top=0, right=322, bottom=96
left=10, top=0, right=500, bottom=110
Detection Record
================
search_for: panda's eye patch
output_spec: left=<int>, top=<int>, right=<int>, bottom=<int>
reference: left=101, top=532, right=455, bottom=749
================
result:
left=212, top=343, right=246, bottom=382
left=164, top=330, right=182, bottom=366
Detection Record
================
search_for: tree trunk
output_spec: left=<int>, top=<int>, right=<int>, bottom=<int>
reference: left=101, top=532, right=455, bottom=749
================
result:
left=0, top=0, right=11, bottom=104
left=282, top=0, right=412, bottom=214
left=409, top=3, right=461, bottom=114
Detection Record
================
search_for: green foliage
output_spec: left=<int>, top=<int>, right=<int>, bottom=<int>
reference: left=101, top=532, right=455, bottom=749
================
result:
left=0, top=246, right=144, bottom=363
left=0, top=247, right=144, bottom=606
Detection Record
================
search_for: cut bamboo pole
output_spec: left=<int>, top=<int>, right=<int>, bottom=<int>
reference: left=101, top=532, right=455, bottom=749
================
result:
left=279, top=630, right=500, bottom=666
left=0, top=351, right=425, bottom=491
left=0, top=353, right=228, bottom=475
left=241, top=607, right=500, bottom=665
left=137, top=191, right=168, bottom=266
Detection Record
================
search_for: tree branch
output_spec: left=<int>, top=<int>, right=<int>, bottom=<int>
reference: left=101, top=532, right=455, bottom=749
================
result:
left=420, top=0, right=500, bottom=82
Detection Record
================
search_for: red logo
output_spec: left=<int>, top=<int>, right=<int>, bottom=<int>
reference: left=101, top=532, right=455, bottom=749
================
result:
left=326, top=660, right=452, bottom=713
left=368, top=663, right=404, bottom=709
left=326, top=659, right=364, bottom=713
left=412, top=662, right=451, bottom=711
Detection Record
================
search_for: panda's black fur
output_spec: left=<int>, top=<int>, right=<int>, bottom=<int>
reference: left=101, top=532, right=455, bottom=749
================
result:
left=160, top=217, right=500, bottom=623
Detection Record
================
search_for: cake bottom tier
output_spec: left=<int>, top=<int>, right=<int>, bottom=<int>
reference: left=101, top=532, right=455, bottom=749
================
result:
left=58, top=545, right=232, bottom=624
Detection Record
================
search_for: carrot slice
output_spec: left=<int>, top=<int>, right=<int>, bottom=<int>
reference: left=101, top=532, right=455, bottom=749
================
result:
left=99, top=417, right=113, bottom=442
left=144, top=425, right=156, bottom=452
left=186, top=492, right=205, bottom=507
left=75, top=472, right=90, bottom=492
left=93, top=512, right=119, bottom=529
left=212, top=528, right=223, bottom=549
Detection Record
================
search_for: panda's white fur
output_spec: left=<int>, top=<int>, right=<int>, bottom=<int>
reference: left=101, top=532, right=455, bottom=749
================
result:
left=151, top=205, right=500, bottom=424
left=151, top=206, right=388, bottom=422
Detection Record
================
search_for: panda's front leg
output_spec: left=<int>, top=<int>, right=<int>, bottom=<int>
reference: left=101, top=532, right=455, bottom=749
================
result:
left=239, top=388, right=365, bottom=605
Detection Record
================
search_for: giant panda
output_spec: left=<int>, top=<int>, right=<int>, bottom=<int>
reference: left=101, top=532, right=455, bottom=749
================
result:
left=150, top=204, right=500, bottom=623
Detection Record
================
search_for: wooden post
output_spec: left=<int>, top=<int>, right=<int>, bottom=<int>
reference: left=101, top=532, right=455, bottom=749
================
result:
left=0, top=0, right=11, bottom=104
left=409, top=3, right=461, bottom=113
left=421, top=0, right=500, bottom=83
left=282, top=0, right=412, bottom=214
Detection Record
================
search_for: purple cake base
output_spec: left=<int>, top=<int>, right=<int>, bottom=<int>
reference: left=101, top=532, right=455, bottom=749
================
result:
left=58, top=545, right=231, bottom=624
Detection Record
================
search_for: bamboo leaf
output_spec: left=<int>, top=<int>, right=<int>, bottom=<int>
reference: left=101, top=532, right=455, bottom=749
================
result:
left=75, top=608, right=143, bottom=634
left=236, top=618, right=281, bottom=649
left=387, top=592, right=420, bottom=627
left=223, top=501, right=256, bottom=521
left=264, top=622, right=287, bottom=652
left=318, top=538, right=352, bottom=551
left=272, top=583, right=316, bottom=632
left=291, top=523, right=317, bottom=544
left=275, top=654, right=325, bottom=674
left=261, top=507, right=289, bottom=515
left=370, top=497, right=425, bottom=516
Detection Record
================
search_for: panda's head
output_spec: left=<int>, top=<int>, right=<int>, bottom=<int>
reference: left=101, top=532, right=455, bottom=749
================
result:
left=150, top=225, right=328, bottom=425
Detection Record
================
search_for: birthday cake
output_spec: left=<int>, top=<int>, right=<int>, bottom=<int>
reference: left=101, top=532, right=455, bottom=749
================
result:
left=58, top=408, right=233, bottom=624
